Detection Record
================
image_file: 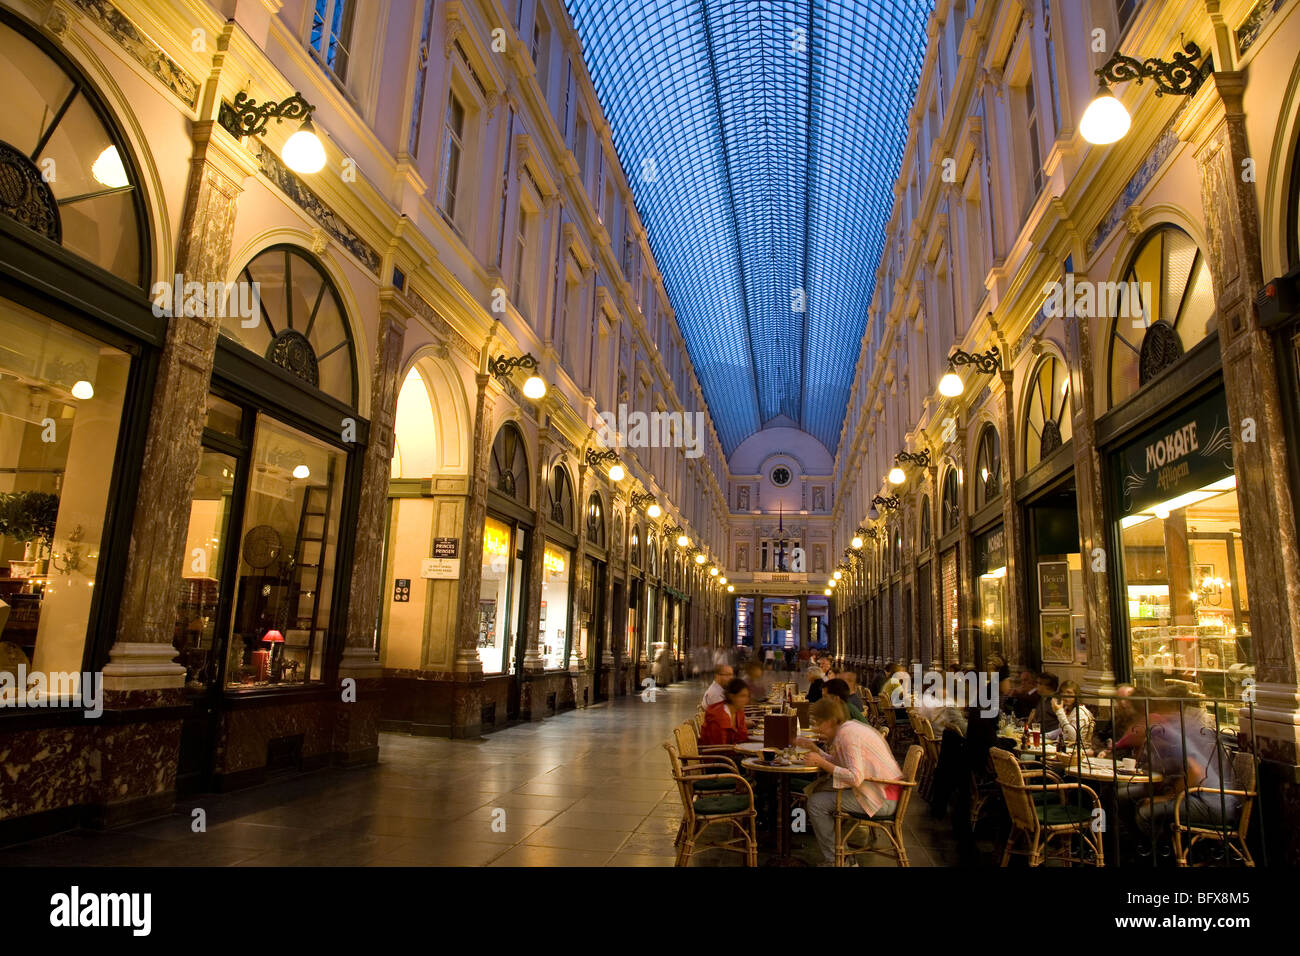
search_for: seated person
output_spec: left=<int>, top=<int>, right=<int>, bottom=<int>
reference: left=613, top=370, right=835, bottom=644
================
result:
left=841, top=671, right=865, bottom=712
left=880, top=664, right=909, bottom=706
left=806, top=666, right=826, bottom=703
left=1031, top=671, right=1061, bottom=736
left=801, top=696, right=904, bottom=866
left=1003, top=669, right=1040, bottom=719
left=699, top=679, right=751, bottom=746
left=1129, top=694, right=1240, bottom=839
left=743, top=661, right=768, bottom=704
left=1049, top=680, right=1094, bottom=750
left=701, top=663, right=735, bottom=708
left=823, top=678, right=869, bottom=724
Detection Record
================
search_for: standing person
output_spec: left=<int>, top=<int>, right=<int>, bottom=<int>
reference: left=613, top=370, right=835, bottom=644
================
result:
left=801, top=696, right=903, bottom=866
left=784, top=646, right=796, bottom=673
left=765, top=645, right=776, bottom=671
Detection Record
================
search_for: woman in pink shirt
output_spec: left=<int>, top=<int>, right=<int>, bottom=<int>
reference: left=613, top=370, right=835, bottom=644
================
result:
left=800, top=696, right=903, bottom=866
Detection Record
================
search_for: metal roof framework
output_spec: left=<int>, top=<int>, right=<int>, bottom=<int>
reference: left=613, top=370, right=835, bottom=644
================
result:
left=565, top=0, right=931, bottom=455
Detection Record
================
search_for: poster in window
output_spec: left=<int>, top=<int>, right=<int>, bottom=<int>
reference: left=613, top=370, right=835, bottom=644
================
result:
left=1072, top=614, right=1088, bottom=664
left=1037, top=561, right=1070, bottom=611
left=1041, top=612, right=1072, bottom=663
left=478, top=600, right=497, bottom=648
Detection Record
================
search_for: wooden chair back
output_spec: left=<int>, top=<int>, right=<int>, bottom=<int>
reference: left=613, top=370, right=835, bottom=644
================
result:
left=990, top=748, right=1039, bottom=835
left=894, top=745, right=925, bottom=821
left=674, top=722, right=700, bottom=759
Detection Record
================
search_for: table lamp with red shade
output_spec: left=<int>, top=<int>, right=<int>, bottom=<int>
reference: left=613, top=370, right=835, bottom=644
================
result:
left=262, top=629, right=284, bottom=683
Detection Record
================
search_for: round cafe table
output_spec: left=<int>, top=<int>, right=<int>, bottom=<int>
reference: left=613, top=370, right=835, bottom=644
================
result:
left=741, top=756, right=820, bottom=866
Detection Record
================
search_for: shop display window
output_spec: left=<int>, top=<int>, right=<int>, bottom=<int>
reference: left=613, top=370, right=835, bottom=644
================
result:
left=173, top=448, right=237, bottom=689
left=225, top=417, right=344, bottom=688
left=0, top=297, right=128, bottom=676
left=479, top=515, right=525, bottom=674
left=1116, top=391, right=1250, bottom=720
left=539, top=541, right=571, bottom=669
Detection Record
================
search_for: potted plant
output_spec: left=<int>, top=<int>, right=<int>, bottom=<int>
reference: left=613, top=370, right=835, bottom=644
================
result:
left=0, top=491, right=60, bottom=566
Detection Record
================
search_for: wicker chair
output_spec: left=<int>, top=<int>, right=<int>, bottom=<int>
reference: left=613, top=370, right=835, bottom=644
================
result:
left=990, top=748, right=1104, bottom=867
left=833, top=745, right=924, bottom=867
left=664, top=743, right=757, bottom=866
left=1172, top=751, right=1257, bottom=866
left=913, top=715, right=940, bottom=799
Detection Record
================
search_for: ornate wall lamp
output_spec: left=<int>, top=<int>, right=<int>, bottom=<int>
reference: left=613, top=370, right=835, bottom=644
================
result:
left=218, top=91, right=326, bottom=173
left=939, top=343, right=1001, bottom=397
left=871, top=494, right=900, bottom=512
left=1081, top=40, right=1207, bottom=144
left=889, top=448, right=932, bottom=485
left=851, top=526, right=870, bottom=549
left=585, top=447, right=624, bottom=482
left=489, top=353, right=546, bottom=399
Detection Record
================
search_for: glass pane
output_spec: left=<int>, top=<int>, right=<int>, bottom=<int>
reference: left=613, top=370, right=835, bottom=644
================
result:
left=540, top=541, right=571, bottom=669
left=204, top=393, right=243, bottom=438
left=1120, top=486, right=1250, bottom=728
left=173, top=449, right=236, bottom=689
left=479, top=516, right=511, bottom=674
left=225, top=417, right=344, bottom=688
left=0, top=296, right=128, bottom=678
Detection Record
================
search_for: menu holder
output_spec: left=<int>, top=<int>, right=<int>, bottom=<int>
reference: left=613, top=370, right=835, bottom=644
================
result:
left=764, top=714, right=797, bottom=750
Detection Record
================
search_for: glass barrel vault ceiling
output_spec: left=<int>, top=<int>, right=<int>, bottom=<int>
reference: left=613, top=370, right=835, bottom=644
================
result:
left=564, top=0, right=933, bottom=456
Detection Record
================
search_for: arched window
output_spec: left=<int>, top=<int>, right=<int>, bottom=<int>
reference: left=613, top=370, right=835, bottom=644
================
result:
left=489, top=423, right=529, bottom=504
left=585, top=491, right=605, bottom=546
left=941, top=467, right=959, bottom=535
left=547, top=464, right=573, bottom=529
left=630, top=525, right=642, bottom=567
left=223, top=246, right=358, bottom=406
left=893, top=527, right=902, bottom=572
left=0, top=11, right=149, bottom=284
left=919, top=496, right=932, bottom=550
left=647, top=533, right=658, bottom=575
left=1024, top=354, right=1072, bottom=470
left=1108, top=225, right=1215, bottom=407
left=974, top=425, right=1001, bottom=509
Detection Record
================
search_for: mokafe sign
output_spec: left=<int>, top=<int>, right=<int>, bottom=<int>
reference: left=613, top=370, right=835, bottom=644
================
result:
left=1118, top=390, right=1234, bottom=517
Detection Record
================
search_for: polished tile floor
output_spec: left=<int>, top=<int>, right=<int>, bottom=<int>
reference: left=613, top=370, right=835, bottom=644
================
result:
left=0, top=675, right=962, bottom=866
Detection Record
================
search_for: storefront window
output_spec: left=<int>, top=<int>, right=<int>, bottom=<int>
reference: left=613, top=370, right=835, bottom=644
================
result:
left=1116, top=389, right=1249, bottom=718
left=0, top=14, right=146, bottom=284
left=974, top=525, right=1006, bottom=665
left=539, top=541, right=571, bottom=669
left=225, top=417, right=344, bottom=688
left=0, top=297, right=128, bottom=676
left=479, top=515, right=525, bottom=674
left=174, top=449, right=237, bottom=689
left=1107, top=225, right=1215, bottom=408
left=1025, top=354, right=1071, bottom=470
left=222, top=246, right=357, bottom=407
left=644, top=584, right=657, bottom=660
left=585, top=492, right=605, bottom=546
left=975, top=425, right=1001, bottom=509
left=919, top=496, right=931, bottom=551
left=941, top=467, right=959, bottom=534
left=941, top=547, right=959, bottom=665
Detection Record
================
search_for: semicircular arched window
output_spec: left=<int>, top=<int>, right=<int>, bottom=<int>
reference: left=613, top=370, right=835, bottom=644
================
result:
left=489, top=423, right=529, bottom=504
left=919, top=496, right=932, bottom=550
left=1025, top=354, right=1072, bottom=470
left=548, top=465, right=574, bottom=529
left=974, top=425, right=1001, bottom=510
left=940, top=467, right=959, bottom=536
left=223, top=245, right=357, bottom=407
left=1108, top=225, right=1216, bottom=407
left=585, top=491, right=605, bottom=546
left=0, top=11, right=148, bottom=284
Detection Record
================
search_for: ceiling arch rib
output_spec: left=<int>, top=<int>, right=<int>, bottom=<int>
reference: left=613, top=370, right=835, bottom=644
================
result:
left=565, top=0, right=932, bottom=455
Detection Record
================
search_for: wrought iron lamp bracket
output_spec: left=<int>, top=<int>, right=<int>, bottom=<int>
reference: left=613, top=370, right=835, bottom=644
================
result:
left=1096, top=41, right=1206, bottom=98
left=219, top=91, right=316, bottom=139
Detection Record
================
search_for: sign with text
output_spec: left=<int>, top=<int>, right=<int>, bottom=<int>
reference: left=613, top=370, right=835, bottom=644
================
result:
left=1117, top=389, right=1234, bottom=517
left=422, top=538, right=461, bottom=579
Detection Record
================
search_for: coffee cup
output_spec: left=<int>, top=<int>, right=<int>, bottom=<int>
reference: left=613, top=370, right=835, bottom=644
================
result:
left=1119, top=757, right=1137, bottom=772
left=762, top=748, right=777, bottom=764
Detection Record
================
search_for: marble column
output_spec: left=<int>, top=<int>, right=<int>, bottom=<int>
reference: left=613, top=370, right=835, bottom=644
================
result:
left=997, top=360, right=1030, bottom=672
left=335, top=293, right=409, bottom=762
left=104, top=122, right=253, bottom=700
left=1063, top=306, right=1115, bottom=697
left=451, top=371, right=493, bottom=736
left=519, top=428, right=550, bottom=721
left=1177, top=73, right=1300, bottom=773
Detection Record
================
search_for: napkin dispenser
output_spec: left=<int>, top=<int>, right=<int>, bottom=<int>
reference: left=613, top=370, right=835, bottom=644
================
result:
left=764, top=714, right=797, bottom=750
